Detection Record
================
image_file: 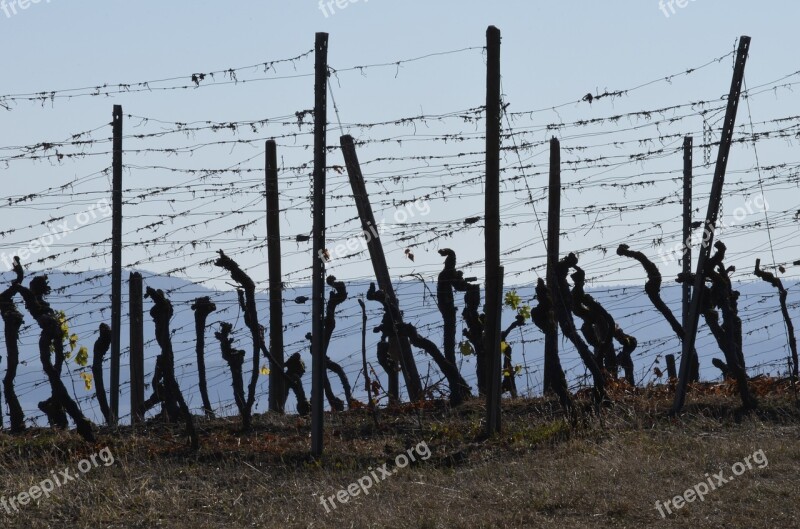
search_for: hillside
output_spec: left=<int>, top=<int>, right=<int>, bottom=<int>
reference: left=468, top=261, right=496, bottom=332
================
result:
left=3, top=269, right=797, bottom=428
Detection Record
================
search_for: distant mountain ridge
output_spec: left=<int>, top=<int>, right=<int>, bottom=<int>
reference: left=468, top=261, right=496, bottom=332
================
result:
left=1, top=269, right=796, bottom=427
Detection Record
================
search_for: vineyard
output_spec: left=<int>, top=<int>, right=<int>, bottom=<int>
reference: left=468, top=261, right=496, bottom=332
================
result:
left=1, top=23, right=800, bottom=493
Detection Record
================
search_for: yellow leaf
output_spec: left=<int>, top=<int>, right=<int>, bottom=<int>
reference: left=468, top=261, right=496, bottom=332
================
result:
left=80, top=372, right=93, bottom=391
left=500, top=341, right=509, bottom=354
left=75, top=346, right=89, bottom=367
left=504, top=290, right=521, bottom=311
left=57, top=311, right=69, bottom=338
left=260, top=366, right=271, bottom=376
left=459, top=341, right=474, bottom=356
left=69, top=334, right=79, bottom=352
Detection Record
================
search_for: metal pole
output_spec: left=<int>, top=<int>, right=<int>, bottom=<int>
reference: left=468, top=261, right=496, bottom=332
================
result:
left=110, top=104, right=123, bottom=425
left=672, top=36, right=751, bottom=413
left=311, top=32, right=328, bottom=457
left=266, top=140, right=285, bottom=413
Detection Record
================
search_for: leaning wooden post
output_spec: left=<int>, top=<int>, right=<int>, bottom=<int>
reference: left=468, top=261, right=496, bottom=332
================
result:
left=682, top=136, right=700, bottom=382
left=672, top=36, right=751, bottom=414
left=544, top=137, right=561, bottom=393
left=266, top=140, right=286, bottom=413
left=340, top=135, right=423, bottom=402
left=311, top=32, right=328, bottom=457
left=483, top=25, right=502, bottom=435
left=129, top=272, right=144, bottom=425
left=110, top=104, right=123, bottom=425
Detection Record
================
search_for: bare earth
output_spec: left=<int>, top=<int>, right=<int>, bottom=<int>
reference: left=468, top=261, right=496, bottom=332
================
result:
left=1, top=388, right=798, bottom=529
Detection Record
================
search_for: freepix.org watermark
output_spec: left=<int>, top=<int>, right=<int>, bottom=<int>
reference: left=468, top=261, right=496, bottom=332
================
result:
left=654, top=449, right=768, bottom=518
left=318, top=441, right=432, bottom=513
left=1, top=447, right=115, bottom=516
left=319, top=198, right=430, bottom=264
left=658, top=0, right=699, bottom=18
left=657, top=194, right=768, bottom=265
left=1, top=0, right=52, bottom=19
left=318, top=0, right=369, bottom=18
left=0, top=198, right=111, bottom=270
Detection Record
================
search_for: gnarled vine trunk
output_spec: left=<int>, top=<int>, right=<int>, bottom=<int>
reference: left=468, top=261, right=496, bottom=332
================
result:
left=146, top=286, right=199, bottom=449
left=91, top=323, right=113, bottom=425
left=500, top=315, right=525, bottom=398
left=215, top=322, right=248, bottom=426
left=754, top=258, right=798, bottom=380
left=192, top=296, right=217, bottom=418
left=619, top=244, right=700, bottom=382
left=0, top=262, right=25, bottom=432
left=531, top=278, right=573, bottom=413
left=396, top=322, right=471, bottom=406
left=11, top=262, right=94, bottom=441
left=552, top=253, right=607, bottom=404
left=321, top=276, right=353, bottom=411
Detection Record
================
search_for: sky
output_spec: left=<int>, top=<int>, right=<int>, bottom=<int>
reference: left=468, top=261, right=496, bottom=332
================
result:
left=0, top=1, right=797, bottom=291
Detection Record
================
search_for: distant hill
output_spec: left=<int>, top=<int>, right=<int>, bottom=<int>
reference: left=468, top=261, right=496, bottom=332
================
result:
left=2, top=269, right=796, bottom=427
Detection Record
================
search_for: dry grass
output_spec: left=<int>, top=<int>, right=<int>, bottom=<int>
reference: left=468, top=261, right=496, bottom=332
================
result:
left=1, top=388, right=799, bottom=528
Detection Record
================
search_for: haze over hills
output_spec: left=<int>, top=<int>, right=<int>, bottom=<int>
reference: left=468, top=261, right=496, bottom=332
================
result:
left=2, top=268, right=796, bottom=427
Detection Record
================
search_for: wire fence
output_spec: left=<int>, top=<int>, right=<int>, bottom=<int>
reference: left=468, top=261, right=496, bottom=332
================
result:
left=1, top=38, right=799, bottom=426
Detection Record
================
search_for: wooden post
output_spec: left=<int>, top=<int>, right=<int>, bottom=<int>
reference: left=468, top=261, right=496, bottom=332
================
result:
left=311, top=32, right=328, bottom=457
left=110, top=104, right=123, bottom=425
left=483, top=25, right=502, bottom=435
left=666, top=353, right=677, bottom=380
left=682, top=136, right=700, bottom=382
left=682, top=137, right=691, bottom=331
left=672, top=36, right=751, bottom=414
left=340, top=135, right=423, bottom=402
left=486, top=267, right=504, bottom=435
left=544, top=137, right=561, bottom=393
left=129, top=272, right=144, bottom=425
left=266, top=140, right=285, bottom=413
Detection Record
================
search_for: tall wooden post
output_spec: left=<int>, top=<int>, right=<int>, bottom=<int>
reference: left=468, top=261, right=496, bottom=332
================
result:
left=311, top=32, right=328, bottom=457
left=484, top=25, right=502, bottom=435
left=340, top=135, right=423, bottom=402
left=682, top=136, right=699, bottom=382
left=266, top=140, right=285, bottom=413
left=110, top=104, right=123, bottom=425
left=544, top=137, right=561, bottom=393
left=673, top=36, right=751, bottom=414
left=129, top=272, right=144, bottom=425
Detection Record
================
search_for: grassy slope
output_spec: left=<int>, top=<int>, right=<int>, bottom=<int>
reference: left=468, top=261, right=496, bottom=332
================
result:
left=1, top=387, right=799, bottom=529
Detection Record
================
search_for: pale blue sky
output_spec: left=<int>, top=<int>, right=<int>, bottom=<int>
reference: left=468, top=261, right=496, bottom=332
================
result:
left=1, top=1, right=798, bottom=290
